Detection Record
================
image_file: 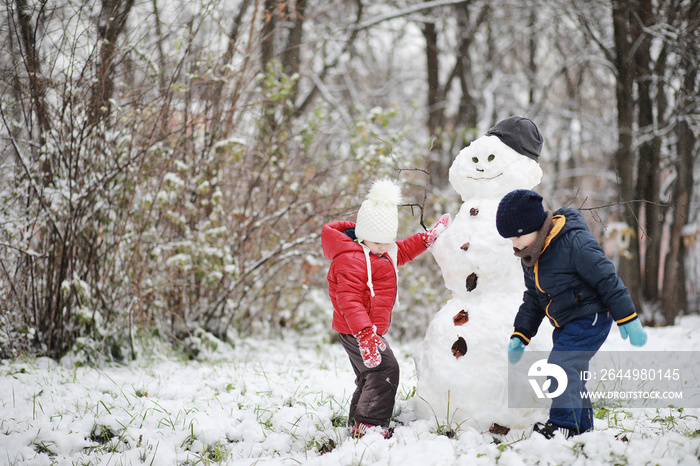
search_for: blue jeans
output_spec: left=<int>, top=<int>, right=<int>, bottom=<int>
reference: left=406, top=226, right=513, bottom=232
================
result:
left=547, top=312, right=612, bottom=433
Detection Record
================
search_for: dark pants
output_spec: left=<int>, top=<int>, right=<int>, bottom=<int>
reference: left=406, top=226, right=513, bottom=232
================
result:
left=338, top=332, right=400, bottom=427
left=548, top=312, right=612, bottom=433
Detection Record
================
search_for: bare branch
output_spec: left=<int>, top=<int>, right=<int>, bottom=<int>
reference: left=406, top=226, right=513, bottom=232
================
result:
left=354, top=0, right=469, bottom=31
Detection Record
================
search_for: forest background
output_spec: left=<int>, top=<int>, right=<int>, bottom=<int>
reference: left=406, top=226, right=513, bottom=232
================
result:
left=0, top=0, right=698, bottom=362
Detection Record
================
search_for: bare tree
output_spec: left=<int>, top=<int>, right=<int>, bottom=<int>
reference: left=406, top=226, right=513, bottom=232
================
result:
left=572, top=0, right=699, bottom=322
left=610, top=0, right=644, bottom=311
left=634, top=0, right=664, bottom=302
left=422, top=0, right=489, bottom=187
left=661, top=0, right=699, bottom=322
left=2, top=0, right=699, bottom=361
left=89, top=0, right=135, bottom=124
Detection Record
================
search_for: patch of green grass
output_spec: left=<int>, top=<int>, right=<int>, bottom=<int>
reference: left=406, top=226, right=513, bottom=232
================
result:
left=330, top=412, right=347, bottom=428
left=652, top=407, right=697, bottom=428
left=205, top=441, right=229, bottom=462
left=181, top=421, right=198, bottom=450
left=90, top=423, right=115, bottom=444
left=420, top=391, right=464, bottom=439
left=433, top=422, right=459, bottom=439
left=594, top=406, right=609, bottom=420
left=400, top=385, right=416, bottom=400
left=254, top=406, right=274, bottom=431
left=309, top=437, right=338, bottom=455
left=593, top=399, right=631, bottom=428
left=33, top=440, right=56, bottom=456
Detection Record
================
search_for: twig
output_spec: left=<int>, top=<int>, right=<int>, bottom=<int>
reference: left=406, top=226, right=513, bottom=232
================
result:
left=371, top=136, right=435, bottom=230
left=576, top=196, right=678, bottom=241
left=578, top=199, right=675, bottom=212
left=403, top=203, right=428, bottom=230
left=354, top=0, right=470, bottom=31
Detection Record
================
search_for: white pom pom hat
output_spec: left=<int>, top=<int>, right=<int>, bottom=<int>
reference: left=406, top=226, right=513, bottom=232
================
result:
left=355, top=178, right=403, bottom=243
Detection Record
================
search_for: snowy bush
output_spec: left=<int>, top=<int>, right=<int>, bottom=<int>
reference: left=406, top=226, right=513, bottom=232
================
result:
left=2, top=0, right=697, bottom=361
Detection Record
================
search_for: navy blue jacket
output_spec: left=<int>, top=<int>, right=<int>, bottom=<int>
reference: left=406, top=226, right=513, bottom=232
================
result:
left=512, top=207, right=638, bottom=344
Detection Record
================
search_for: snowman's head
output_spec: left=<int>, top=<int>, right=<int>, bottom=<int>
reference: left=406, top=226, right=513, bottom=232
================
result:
left=448, top=117, right=544, bottom=201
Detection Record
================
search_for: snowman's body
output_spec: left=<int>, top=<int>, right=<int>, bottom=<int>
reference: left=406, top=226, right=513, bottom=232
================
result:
left=413, top=134, right=545, bottom=431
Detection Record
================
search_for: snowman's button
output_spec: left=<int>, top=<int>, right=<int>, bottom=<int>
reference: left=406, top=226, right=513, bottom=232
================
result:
left=453, top=310, right=469, bottom=326
left=466, top=272, right=478, bottom=292
left=460, top=242, right=470, bottom=251
left=451, top=336, right=468, bottom=358
left=470, top=207, right=479, bottom=216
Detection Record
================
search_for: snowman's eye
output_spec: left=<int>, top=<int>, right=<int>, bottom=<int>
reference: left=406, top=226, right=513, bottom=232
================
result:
left=488, top=154, right=495, bottom=162
left=472, top=157, right=478, bottom=163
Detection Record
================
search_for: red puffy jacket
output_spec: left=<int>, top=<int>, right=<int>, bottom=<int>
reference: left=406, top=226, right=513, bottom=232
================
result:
left=322, top=221, right=427, bottom=335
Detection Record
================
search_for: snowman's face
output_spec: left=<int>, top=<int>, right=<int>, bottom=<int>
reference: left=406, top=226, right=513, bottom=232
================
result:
left=448, top=135, right=543, bottom=201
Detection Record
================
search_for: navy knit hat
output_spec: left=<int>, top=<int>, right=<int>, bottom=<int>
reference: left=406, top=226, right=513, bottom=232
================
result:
left=486, top=116, right=543, bottom=162
left=496, top=189, right=547, bottom=238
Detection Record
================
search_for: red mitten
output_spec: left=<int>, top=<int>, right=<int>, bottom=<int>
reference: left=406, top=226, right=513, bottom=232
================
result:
left=421, top=213, right=451, bottom=248
left=354, top=326, right=387, bottom=368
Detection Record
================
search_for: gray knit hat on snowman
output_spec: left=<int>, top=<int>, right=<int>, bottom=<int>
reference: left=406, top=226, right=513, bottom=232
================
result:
left=486, top=115, right=544, bottom=162
left=355, top=179, right=403, bottom=243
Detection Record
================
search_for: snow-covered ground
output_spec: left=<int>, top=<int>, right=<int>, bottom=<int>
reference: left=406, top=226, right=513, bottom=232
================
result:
left=1, top=317, right=700, bottom=465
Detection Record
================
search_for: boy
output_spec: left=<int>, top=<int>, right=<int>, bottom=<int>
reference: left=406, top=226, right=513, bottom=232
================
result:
left=322, top=178, right=449, bottom=438
left=496, top=189, right=647, bottom=439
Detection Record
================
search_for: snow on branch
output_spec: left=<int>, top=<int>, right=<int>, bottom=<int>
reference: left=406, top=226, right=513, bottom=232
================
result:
left=355, top=0, right=469, bottom=31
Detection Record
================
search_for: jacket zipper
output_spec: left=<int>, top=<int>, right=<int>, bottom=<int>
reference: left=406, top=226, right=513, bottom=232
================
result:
left=533, top=215, right=566, bottom=328
left=534, top=261, right=560, bottom=327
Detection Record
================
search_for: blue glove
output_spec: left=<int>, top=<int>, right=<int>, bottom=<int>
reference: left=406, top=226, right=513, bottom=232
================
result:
left=508, top=338, right=526, bottom=364
left=619, top=319, right=647, bottom=347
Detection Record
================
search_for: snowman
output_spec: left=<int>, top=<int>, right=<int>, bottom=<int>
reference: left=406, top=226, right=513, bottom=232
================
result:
left=413, top=116, right=547, bottom=432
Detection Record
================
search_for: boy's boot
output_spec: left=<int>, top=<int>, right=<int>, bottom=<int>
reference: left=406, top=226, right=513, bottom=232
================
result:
left=532, top=421, right=578, bottom=439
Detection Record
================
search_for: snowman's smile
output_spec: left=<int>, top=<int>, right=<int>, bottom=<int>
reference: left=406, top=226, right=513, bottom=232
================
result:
left=467, top=172, right=503, bottom=180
